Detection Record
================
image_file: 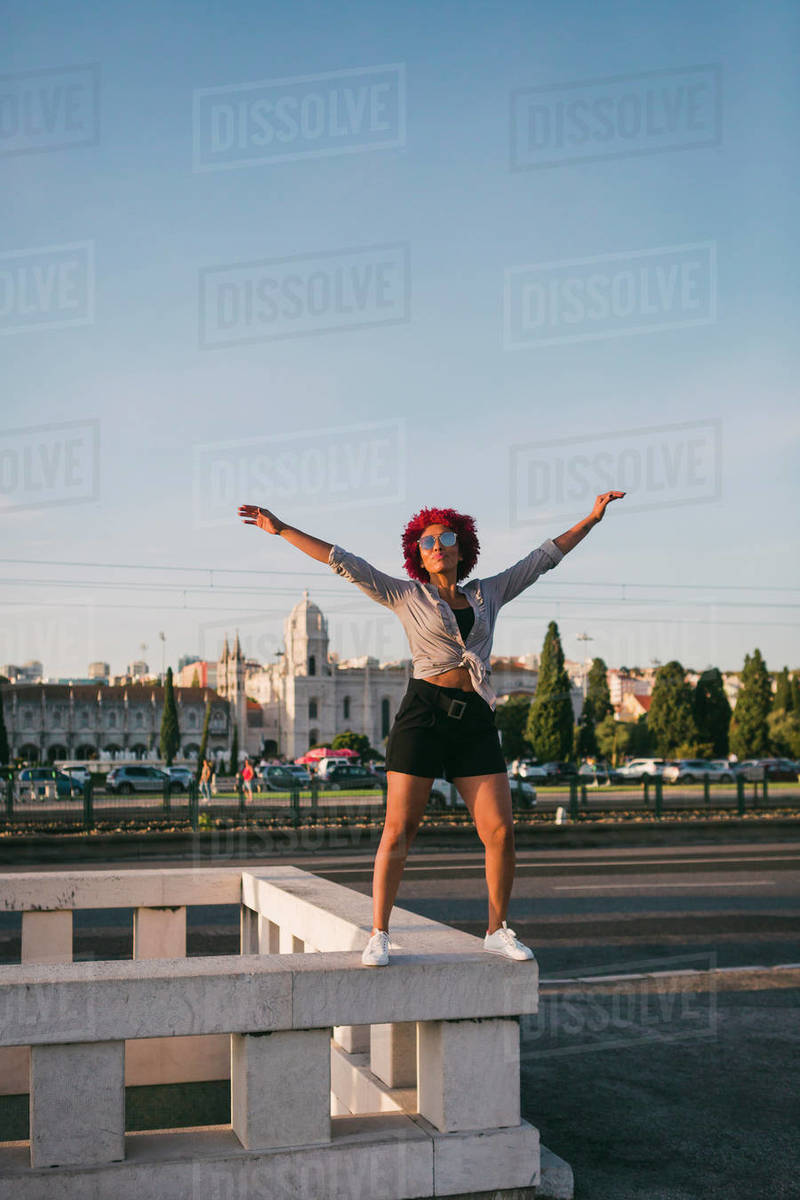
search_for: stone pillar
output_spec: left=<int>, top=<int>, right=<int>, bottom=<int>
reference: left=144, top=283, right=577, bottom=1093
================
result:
left=333, top=1024, right=370, bottom=1054
left=258, top=916, right=280, bottom=954
left=231, top=1029, right=331, bottom=1150
left=370, top=1022, right=417, bottom=1087
left=278, top=926, right=303, bottom=953
left=21, top=910, right=72, bottom=964
left=30, top=1041, right=125, bottom=1168
left=240, top=905, right=258, bottom=954
left=417, top=1018, right=520, bottom=1133
left=133, top=906, right=186, bottom=959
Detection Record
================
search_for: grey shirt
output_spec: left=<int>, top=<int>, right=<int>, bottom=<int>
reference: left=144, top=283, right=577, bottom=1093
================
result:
left=327, top=538, right=564, bottom=710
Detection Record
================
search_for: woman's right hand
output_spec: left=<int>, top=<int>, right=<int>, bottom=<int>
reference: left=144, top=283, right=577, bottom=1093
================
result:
left=238, top=504, right=285, bottom=535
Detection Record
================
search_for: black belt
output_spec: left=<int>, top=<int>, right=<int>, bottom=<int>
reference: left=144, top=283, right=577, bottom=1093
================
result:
left=431, top=689, right=474, bottom=720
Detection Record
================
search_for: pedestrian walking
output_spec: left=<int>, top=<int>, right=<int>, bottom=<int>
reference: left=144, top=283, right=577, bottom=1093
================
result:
left=239, top=491, right=624, bottom=966
left=242, top=758, right=254, bottom=803
left=199, top=758, right=212, bottom=804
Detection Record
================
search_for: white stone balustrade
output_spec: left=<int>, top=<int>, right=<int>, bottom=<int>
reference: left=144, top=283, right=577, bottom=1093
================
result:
left=0, top=865, right=568, bottom=1198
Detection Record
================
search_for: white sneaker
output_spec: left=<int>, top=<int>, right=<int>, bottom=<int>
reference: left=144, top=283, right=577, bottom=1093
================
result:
left=361, top=930, right=390, bottom=967
left=484, top=922, right=535, bottom=962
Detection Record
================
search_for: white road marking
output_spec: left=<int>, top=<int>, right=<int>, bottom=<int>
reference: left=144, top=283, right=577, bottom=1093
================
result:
left=554, top=880, right=775, bottom=890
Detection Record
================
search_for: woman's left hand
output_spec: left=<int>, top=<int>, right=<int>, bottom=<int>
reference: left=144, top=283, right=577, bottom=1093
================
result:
left=590, top=491, right=625, bottom=523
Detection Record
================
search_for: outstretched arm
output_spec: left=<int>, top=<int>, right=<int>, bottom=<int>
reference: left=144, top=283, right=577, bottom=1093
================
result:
left=239, top=505, right=332, bottom=563
left=553, top=490, right=625, bottom=555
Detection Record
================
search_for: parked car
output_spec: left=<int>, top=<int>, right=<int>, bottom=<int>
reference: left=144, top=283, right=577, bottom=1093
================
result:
left=166, top=766, right=195, bottom=791
left=662, top=759, right=737, bottom=784
left=315, top=756, right=361, bottom=780
left=59, top=765, right=91, bottom=787
left=18, top=767, right=82, bottom=799
left=616, top=758, right=667, bottom=781
left=540, top=762, right=578, bottom=783
left=506, top=771, right=537, bottom=806
left=322, top=764, right=381, bottom=791
left=105, top=765, right=170, bottom=794
left=430, top=777, right=462, bottom=806
left=260, top=765, right=312, bottom=791
left=736, top=758, right=799, bottom=783
left=510, top=760, right=549, bottom=781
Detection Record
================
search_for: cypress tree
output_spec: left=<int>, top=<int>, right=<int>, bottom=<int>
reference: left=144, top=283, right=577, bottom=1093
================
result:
left=229, top=720, right=239, bottom=776
left=730, top=649, right=772, bottom=759
left=693, top=668, right=732, bottom=757
left=647, top=661, right=698, bottom=757
left=586, top=658, right=613, bottom=723
left=791, top=675, right=800, bottom=715
left=526, top=621, right=574, bottom=762
left=772, top=667, right=792, bottom=713
left=494, top=696, right=532, bottom=762
left=574, top=697, right=598, bottom=759
left=0, top=685, right=9, bottom=764
left=195, top=697, right=212, bottom=783
left=159, top=667, right=180, bottom=766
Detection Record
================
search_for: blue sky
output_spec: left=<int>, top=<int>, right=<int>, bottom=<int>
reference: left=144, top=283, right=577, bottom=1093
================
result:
left=2, top=0, right=798, bottom=679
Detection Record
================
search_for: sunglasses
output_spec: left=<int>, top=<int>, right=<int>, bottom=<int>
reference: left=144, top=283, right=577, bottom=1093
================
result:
left=418, top=531, right=457, bottom=550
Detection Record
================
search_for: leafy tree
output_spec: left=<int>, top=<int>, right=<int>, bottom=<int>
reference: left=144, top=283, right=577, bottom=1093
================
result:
left=647, top=661, right=698, bottom=757
left=0, top=686, right=9, bottom=763
left=595, top=713, right=619, bottom=764
left=159, top=667, right=180, bottom=766
left=693, top=668, right=732, bottom=757
left=228, top=720, right=239, bottom=776
left=772, top=667, right=793, bottom=713
left=195, top=697, right=211, bottom=783
left=791, top=675, right=800, bottom=715
left=331, top=730, right=374, bottom=759
left=586, top=658, right=613, bottom=723
left=730, top=649, right=772, bottom=759
left=526, top=622, right=574, bottom=762
left=495, top=696, right=532, bottom=761
left=595, top=714, right=651, bottom=764
left=573, top=698, right=598, bottom=760
left=767, top=709, right=800, bottom=758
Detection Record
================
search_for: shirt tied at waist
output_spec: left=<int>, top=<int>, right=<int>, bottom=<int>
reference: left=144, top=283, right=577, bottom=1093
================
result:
left=458, top=649, right=497, bottom=711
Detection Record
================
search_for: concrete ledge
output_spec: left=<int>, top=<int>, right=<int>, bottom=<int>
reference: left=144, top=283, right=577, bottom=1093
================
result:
left=0, top=1113, right=544, bottom=1199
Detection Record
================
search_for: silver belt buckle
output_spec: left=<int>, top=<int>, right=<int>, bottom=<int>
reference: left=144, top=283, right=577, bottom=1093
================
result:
left=447, top=697, right=467, bottom=720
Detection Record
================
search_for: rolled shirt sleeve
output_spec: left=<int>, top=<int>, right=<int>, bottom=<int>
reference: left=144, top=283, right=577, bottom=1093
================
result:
left=483, top=538, right=564, bottom=608
left=328, top=544, right=413, bottom=609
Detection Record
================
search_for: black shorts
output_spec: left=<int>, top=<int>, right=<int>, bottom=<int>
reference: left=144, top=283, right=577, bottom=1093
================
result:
left=384, top=678, right=507, bottom=781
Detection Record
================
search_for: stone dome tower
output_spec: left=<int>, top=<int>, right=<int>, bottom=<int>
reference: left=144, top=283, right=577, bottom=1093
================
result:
left=284, top=591, right=329, bottom=677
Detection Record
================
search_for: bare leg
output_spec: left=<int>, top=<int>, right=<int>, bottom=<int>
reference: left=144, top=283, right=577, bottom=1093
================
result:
left=452, top=773, right=515, bottom=934
left=370, top=771, right=433, bottom=932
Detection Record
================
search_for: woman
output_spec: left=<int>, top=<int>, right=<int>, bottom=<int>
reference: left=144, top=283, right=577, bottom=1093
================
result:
left=239, top=491, right=624, bottom=966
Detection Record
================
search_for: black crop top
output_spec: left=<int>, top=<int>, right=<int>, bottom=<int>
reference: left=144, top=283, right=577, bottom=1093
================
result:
left=452, top=605, right=475, bottom=641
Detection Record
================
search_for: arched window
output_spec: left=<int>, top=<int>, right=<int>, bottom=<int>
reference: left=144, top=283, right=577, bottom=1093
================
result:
left=343, top=696, right=351, bottom=720
left=308, top=697, right=318, bottom=720
left=381, top=698, right=391, bottom=738
left=308, top=655, right=316, bottom=676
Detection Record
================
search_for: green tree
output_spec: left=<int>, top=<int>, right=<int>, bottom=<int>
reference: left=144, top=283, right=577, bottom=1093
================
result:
left=228, top=720, right=239, bottom=776
left=791, top=675, right=800, bottom=715
left=730, top=649, right=772, bottom=759
left=772, top=667, right=793, bottom=713
left=767, top=709, right=800, bottom=758
left=331, top=730, right=374, bottom=759
left=693, top=668, right=732, bottom=757
left=495, top=696, right=532, bottom=761
left=0, top=686, right=9, bottom=764
left=647, top=661, right=698, bottom=757
left=526, top=621, right=574, bottom=762
left=159, top=667, right=180, bottom=766
left=573, top=698, right=598, bottom=759
left=195, top=697, right=212, bottom=783
left=586, top=658, right=613, bottom=723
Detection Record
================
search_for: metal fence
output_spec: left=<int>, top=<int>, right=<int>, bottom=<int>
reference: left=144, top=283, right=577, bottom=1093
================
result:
left=1, top=768, right=798, bottom=834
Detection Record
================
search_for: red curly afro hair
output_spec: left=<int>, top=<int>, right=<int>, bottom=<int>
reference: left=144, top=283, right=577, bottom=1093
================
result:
left=401, top=506, right=480, bottom=583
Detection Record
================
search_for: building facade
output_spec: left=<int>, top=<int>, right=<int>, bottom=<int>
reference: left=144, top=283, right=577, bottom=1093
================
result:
left=1, top=683, right=231, bottom=764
